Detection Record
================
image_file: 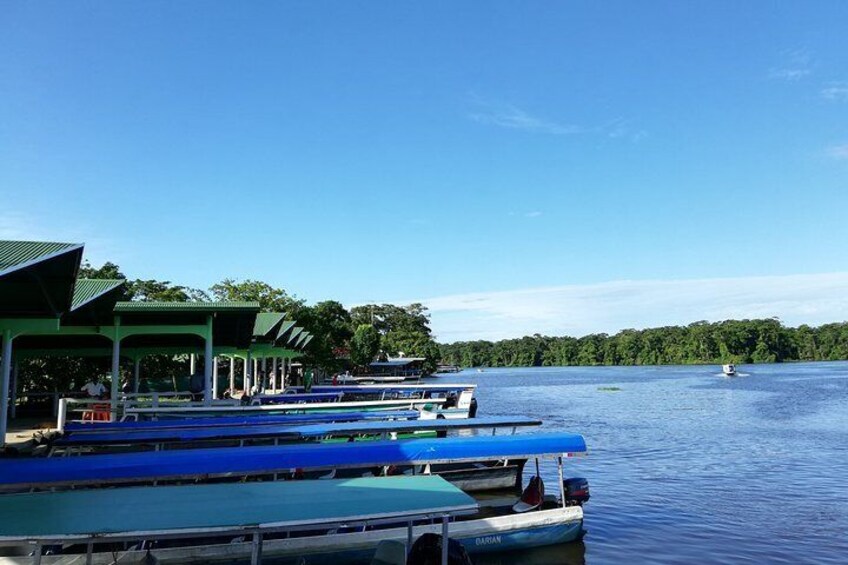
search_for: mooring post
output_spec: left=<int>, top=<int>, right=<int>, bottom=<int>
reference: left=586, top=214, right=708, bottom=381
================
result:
left=558, top=456, right=566, bottom=507
left=250, top=532, right=263, bottom=565
left=441, top=515, right=449, bottom=565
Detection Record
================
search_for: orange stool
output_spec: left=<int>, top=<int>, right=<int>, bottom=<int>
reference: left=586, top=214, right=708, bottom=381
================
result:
left=82, top=403, right=111, bottom=422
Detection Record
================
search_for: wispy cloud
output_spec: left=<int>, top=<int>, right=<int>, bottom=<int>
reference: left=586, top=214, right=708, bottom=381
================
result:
left=821, top=82, right=848, bottom=101
left=769, top=49, right=813, bottom=81
left=604, top=118, right=649, bottom=142
left=468, top=102, right=584, bottom=135
left=467, top=100, right=648, bottom=142
left=417, top=273, right=848, bottom=342
left=827, top=144, right=848, bottom=160
left=524, top=211, right=543, bottom=218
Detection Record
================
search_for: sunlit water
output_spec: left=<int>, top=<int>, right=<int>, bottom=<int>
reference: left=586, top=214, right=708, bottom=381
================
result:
left=439, top=362, right=848, bottom=564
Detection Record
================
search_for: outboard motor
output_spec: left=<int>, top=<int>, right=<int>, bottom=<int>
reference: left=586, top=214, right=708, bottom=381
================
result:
left=468, top=397, right=478, bottom=418
left=562, top=477, right=590, bottom=506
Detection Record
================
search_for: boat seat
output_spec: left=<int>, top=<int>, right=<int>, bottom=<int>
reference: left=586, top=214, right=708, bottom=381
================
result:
left=82, top=404, right=111, bottom=422
left=371, top=540, right=407, bottom=565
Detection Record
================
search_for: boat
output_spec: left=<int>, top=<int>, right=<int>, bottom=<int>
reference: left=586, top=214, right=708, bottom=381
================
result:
left=334, top=373, right=406, bottom=385
left=274, top=383, right=478, bottom=419
left=58, top=396, right=461, bottom=430
left=62, top=410, right=420, bottom=433
left=0, top=476, right=477, bottom=565
left=46, top=418, right=540, bottom=493
left=0, top=432, right=585, bottom=493
left=0, top=433, right=589, bottom=564
left=722, top=364, right=737, bottom=377
left=48, top=417, right=542, bottom=478
left=361, top=358, right=430, bottom=382
left=435, top=364, right=462, bottom=374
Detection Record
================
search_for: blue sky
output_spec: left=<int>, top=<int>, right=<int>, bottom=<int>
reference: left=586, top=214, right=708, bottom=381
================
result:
left=2, top=2, right=847, bottom=340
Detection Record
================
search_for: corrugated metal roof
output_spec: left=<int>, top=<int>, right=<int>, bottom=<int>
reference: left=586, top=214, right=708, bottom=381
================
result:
left=0, top=240, right=83, bottom=277
left=114, top=301, right=260, bottom=313
left=275, top=320, right=296, bottom=341
left=295, top=332, right=310, bottom=348
left=71, top=279, right=126, bottom=311
left=287, top=326, right=304, bottom=344
left=253, top=312, right=285, bottom=337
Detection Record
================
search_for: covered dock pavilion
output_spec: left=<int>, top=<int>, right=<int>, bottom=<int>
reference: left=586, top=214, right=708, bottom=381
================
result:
left=0, top=240, right=311, bottom=446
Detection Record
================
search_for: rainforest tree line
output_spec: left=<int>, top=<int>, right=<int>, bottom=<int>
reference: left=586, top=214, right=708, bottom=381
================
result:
left=438, top=318, right=848, bottom=368
left=15, top=260, right=848, bottom=397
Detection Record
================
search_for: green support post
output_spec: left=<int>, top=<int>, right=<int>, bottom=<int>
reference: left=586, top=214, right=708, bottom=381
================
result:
left=110, top=317, right=121, bottom=422
left=204, top=315, right=214, bottom=406
left=0, top=329, right=13, bottom=447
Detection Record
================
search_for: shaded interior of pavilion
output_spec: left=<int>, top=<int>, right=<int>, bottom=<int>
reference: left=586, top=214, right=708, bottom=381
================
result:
left=0, top=240, right=313, bottom=446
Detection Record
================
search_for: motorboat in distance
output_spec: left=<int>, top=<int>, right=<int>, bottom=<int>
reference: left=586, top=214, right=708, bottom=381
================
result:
left=722, top=364, right=737, bottom=377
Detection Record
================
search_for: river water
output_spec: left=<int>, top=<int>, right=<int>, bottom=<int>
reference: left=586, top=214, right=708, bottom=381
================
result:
left=441, top=362, right=848, bottom=565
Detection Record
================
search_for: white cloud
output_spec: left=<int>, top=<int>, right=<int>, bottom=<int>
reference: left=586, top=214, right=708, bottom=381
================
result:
left=467, top=97, right=647, bottom=141
left=524, top=211, right=543, bottom=218
left=769, top=68, right=811, bottom=81
left=821, top=83, right=848, bottom=101
left=604, top=118, right=648, bottom=142
left=468, top=103, right=583, bottom=135
left=827, top=144, right=848, bottom=160
left=769, top=49, right=813, bottom=81
left=419, top=273, right=848, bottom=342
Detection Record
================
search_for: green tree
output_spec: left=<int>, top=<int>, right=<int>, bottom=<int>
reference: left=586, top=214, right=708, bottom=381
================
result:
left=350, top=324, right=380, bottom=367
left=209, top=279, right=304, bottom=314
left=300, top=301, right=353, bottom=371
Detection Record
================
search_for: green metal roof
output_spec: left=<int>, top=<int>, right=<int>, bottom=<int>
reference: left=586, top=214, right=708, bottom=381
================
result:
left=287, top=326, right=304, bottom=344
left=0, top=240, right=84, bottom=317
left=275, top=320, right=296, bottom=341
left=253, top=312, right=286, bottom=338
left=0, top=240, right=83, bottom=277
left=114, top=301, right=261, bottom=350
left=301, top=334, right=314, bottom=348
left=115, top=301, right=260, bottom=313
left=294, top=331, right=310, bottom=348
left=71, top=279, right=125, bottom=311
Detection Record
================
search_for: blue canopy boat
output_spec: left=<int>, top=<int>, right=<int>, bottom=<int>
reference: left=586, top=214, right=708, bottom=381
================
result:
left=48, top=416, right=545, bottom=492
left=259, top=383, right=478, bottom=419
left=118, top=396, right=452, bottom=421
left=63, top=409, right=419, bottom=433
left=251, top=392, right=344, bottom=405
left=52, top=415, right=541, bottom=449
left=0, top=433, right=590, bottom=563
left=1, top=432, right=585, bottom=491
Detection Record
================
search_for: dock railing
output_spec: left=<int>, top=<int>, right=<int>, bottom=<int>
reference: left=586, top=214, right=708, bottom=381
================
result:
left=56, top=391, right=214, bottom=431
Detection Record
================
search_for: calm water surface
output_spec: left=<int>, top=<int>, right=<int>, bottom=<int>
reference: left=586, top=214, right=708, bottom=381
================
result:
left=441, top=362, right=848, bottom=564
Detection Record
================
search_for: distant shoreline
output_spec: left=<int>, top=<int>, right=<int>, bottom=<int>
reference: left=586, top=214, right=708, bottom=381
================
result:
left=439, top=318, right=848, bottom=368
left=453, top=359, right=848, bottom=370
